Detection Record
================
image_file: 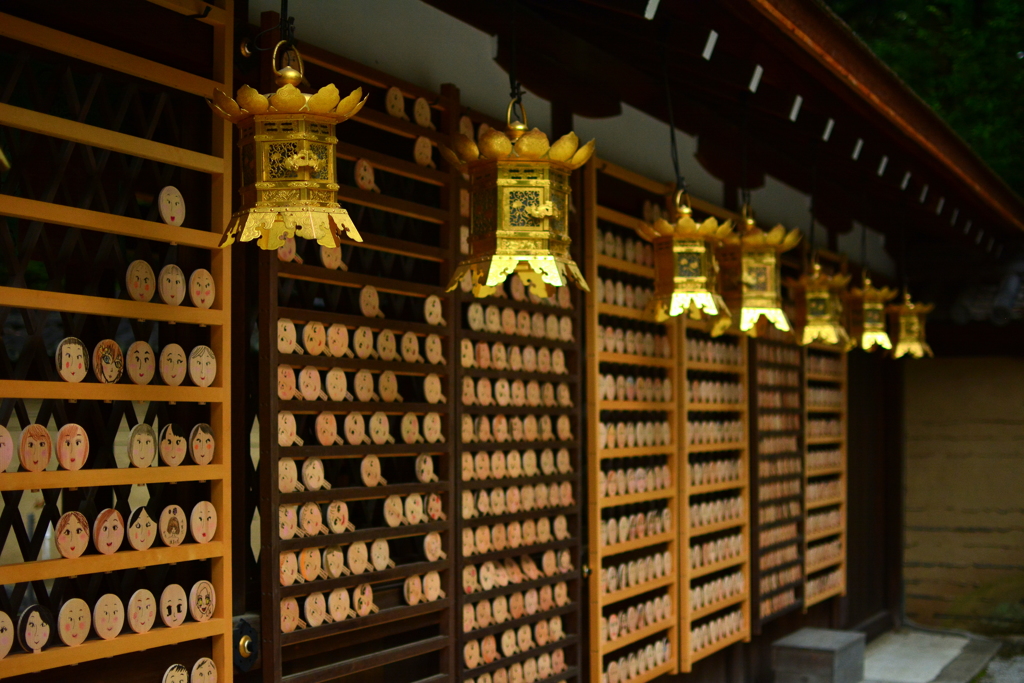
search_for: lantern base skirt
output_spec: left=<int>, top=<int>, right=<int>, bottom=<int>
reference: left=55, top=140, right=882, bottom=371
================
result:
left=860, top=331, right=893, bottom=351
left=740, top=308, right=791, bottom=334
left=219, top=206, right=361, bottom=250
left=801, top=324, right=851, bottom=348
left=447, top=254, right=589, bottom=298
left=893, top=340, right=933, bottom=358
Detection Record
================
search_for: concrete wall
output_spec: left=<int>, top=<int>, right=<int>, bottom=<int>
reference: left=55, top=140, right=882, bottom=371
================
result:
left=904, top=358, right=1024, bottom=634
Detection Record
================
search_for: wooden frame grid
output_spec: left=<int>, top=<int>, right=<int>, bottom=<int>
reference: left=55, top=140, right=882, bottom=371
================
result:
left=585, top=159, right=680, bottom=683
left=678, top=319, right=752, bottom=669
left=0, top=2, right=234, bottom=679
left=802, top=345, right=848, bottom=609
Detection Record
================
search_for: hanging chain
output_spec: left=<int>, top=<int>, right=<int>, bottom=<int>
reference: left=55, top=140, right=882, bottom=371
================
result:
left=662, top=51, right=687, bottom=202
left=508, top=1, right=525, bottom=123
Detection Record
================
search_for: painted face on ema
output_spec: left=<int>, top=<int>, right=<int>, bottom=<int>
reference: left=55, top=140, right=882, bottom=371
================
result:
left=56, top=337, right=89, bottom=383
left=126, top=260, right=156, bottom=302
left=127, top=589, right=156, bottom=634
left=157, top=186, right=185, bottom=226
left=128, top=423, right=157, bottom=468
left=92, top=339, right=123, bottom=384
left=57, top=598, right=90, bottom=647
left=126, top=341, right=155, bottom=385
left=91, top=593, right=124, bottom=640
left=158, top=264, right=186, bottom=306
left=189, top=581, right=216, bottom=622
left=0, top=610, right=14, bottom=660
left=92, top=508, right=124, bottom=555
left=188, top=345, right=217, bottom=387
left=189, top=424, right=215, bottom=465
left=0, top=426, right=12, bottom=472
left=158, top=343, right=186, bottom=386
left=159, top=423, right=188, bottom=467
left=320, top=244, right=345, bottom=270
left=162, top=664, right=189, bottom=683
left=303, top=321, right=326, bottom=356
left=190, top=501, right=217, bottom=543
left=159, top=584, right=187, bottom=628
left=277, top=319, right=298, bottom=354
left=188, top=268, right=216, bottom=309
left=19, top=424, right=51, bottom=472
left=55, top=511, right=89, bottom=559
left=18, top=605, right=52, bottom=654
left=191, top=658, right=218, bottom=683
left=127, top=506, right=156, bottom=551
left=159, top=505, right=187, bottom=547
left=55, top=423, right=89, bottom=471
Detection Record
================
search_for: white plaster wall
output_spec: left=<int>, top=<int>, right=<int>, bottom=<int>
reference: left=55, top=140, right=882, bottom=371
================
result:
left=250, top=0, right=894, bottom=277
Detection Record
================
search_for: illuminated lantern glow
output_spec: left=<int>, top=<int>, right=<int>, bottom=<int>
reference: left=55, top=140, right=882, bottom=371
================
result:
left=737, top=209, right=802, bottom=335
left=888, top=291, right=934, bottom=358
left=636, top=198, right=736, bottom=326
left=441, top=103, right=593, bottom=298
left=788, top=262, right=852, bottom=347
left=850, top=275, right=897, bottom=351
left=209, top=43, right=366, bottom=250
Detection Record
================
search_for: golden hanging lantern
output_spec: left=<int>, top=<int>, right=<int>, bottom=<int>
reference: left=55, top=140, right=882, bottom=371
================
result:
left=737, top=207, right=802, bottom=335
left=441, top=101, right=593, bottom=298
left=888, top=291, right=934, bottom=358
left=209, top=43, right=366, bottom=250
left=635, top=193, right=736, bottom=326
left=849, top=274, right=897, bottom=351
left=787, top=262, right=851, bottom=347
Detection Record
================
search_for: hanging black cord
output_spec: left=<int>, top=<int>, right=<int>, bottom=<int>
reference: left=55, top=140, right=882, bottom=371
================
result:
left=740, top=93, right=751, bottom=208
left=662, top=52, right=687, bottom=197
left=860, top=221, right=868, bottom=278
left=807, top=140, right=819, bottom=263
left=253, top=0, right=295, bottom=51
left=508, top=1, right=525, bottom=122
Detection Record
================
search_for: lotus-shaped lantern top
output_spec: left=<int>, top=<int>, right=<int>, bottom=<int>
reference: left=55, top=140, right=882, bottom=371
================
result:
left=739, top=209, right=803, bottom=252
left=440, top=123, right=595, bottom=171
left=635, top=201, right=738, bottom=244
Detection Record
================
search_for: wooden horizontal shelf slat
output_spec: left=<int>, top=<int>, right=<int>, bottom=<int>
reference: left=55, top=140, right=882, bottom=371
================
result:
left=688, top=592, right=747, bottom=621
left=686, top=442, right=746, bottom=453
left=461, top=472, right=576, bottom=491
left=685, top=362, right=745, bottom=374
left=277, top=260, right=441, bottom=297
left=0, top=380, right=225, bottom=403
left=459, top=571, right=581, bottom=605
left=689, top=624, right=747, bottom=664
left=690, top=553, right=748, bottom=580
left=338, top=184, right=448, bottom=224
left=805, top=526, right=845, bottom=542
left=596, top=160, right=673, bottom=195
left=335, top=139, right=448, bottom=186
left=807, top=406, right=843, bottom=413
left=0, top=618, right=226, bottom=678
left=600, top=400, right=674, bottom=411
left=279, top=443, right=448, bottom=458
left=0, top=12, right=225, bottom=96
left=0, top=541, right=225, bottom=583
left=0, top=194, right=222, bottom=249
left=600, top=573, right=675, bottom=607
left=462, top=635, right=578, bottom=678
left=805, top=558, right=844, bottom=575
left=277, top=353, right=443, bottom=375
left=597, top=302, right=652, bottom=322
left=0, top=102, right=224, bottom=174
left=277, top=307, right=442, bottom=337
left=617, top=658, right=676, bottom=683
left=803, top=584, right=844, bottom=608
left=467, top=537, right=577, bottom=565
left=461, top=329, right=576, bottom=351
left=688, top=518, right=746, bottom=539
left=463, top=404, right=573, bottom=416
left=601, top=617, right=675, bottom=655
left=599, top=445, right=675, bottom=459
left=279, top=521, right=447, bottom=553
left=687, top=403, right=747, bottom=412
left=599, top=488, right=674, bottom=508
left=806, top=467, right=844, bottom=478
left=358, top=232, right=450, bottom=263
left=284, top=632, right=449, bottom=683
left=350, top=107, right=449, bottom=146
left=806, top=373, right=844, bottom=383
left=598, top=352, right=673, bottom=368
left=688, top=478, right=747, bottom=496
left=0, top=285, right=226, bottom=326
left=596, top=204, right=647, bottom=233
left=463, top=367, right=574, bottom=383
left=278, top=400, right=443, bottom=415
left=281, top=481, right=450, bottom=505
left=600, top=531, right=674, bottom=557
left=466, top=505, right=578, bottom=528
left=0, top=464, right=227, bottom=491
left=465, top=602, right=576, bottom=640
left=806, top=496, right=845, bottom=510
left=596, top=253, right=655, bottom=279
left=144, top=0, right=230, bottom=26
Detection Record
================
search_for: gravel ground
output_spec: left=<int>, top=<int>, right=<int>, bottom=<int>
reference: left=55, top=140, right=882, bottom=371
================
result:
left=977, top=652, right=1024, bottom=682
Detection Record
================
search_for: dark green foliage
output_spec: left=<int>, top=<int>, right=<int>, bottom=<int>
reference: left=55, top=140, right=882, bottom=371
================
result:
left=827, top=0, right=1024, bottom=198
